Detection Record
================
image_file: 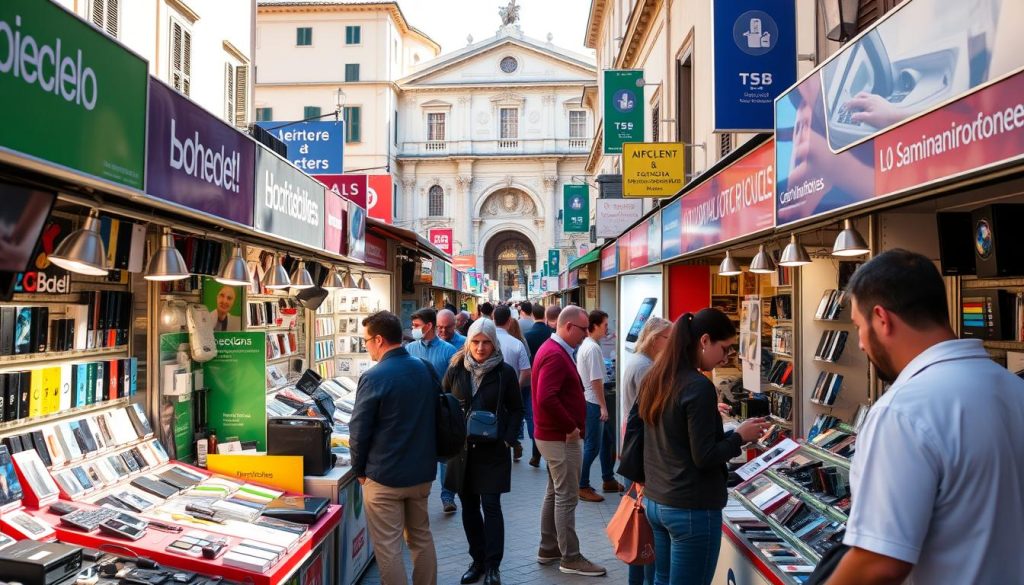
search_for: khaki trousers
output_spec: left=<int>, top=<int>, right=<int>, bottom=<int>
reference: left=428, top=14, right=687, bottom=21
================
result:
left=362, top=479, right=437, bottom=585
left=536, top=438, right=583, bottom=559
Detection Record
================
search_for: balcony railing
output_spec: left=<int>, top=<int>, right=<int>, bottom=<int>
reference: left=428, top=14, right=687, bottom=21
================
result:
left=400, top=138, right=593, bottom=157
left=425, top=140, right=448, bottom=152
left=498, top=139, right=519, bottom=150
left=568, top=138, right=588, bottom=150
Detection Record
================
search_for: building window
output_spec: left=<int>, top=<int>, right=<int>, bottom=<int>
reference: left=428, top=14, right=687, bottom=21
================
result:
left=720, top=133, right=734, bottom=157
left=90, top=0, right=119, bottom=38
left=170, top=19, right=192, bottom=96
left=500, top=56, right=518, bottom=73
left=346, top=25, right=361, bottom=45
left=344, top=107, right=361, bottom=142
left=224, top=63, right=235, bottom=123
left=651, top=103, right=660, bottom=142
left=427, top=113, right=446, bottom=141
left=344, top=64, right=360, bottom=82
left=500, top=108, right=519, bottom=140
left=234, top=65, right=249, bottom=127
left=304, top=106, right=322, bottom=120
left=256, top=107, right=273, bottom=122
left=296, top=27, right=312, bottom=46
left=569, top=110, right=587, bottom=139
left=394, top=110, right=399, bottom=145
left=428, top=185, right=444, bottom=217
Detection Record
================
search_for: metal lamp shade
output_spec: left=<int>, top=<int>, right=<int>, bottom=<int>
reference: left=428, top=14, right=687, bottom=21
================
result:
left=291, top=261, right=315, bottom=289
left=779, top=234, right=812, bottom=266
left=833, top=219, right=870, bottom=257
left=718, top=251, right=741, bottom=276
left=48, top=211, right=109, bottom=276
left=750, top=244, right=776, bottom=274
left=215, top=244, right=251, bottom=286
left=323, top=266, right=346, bottom=289
left=358, top=273, right=371, bottom=291
left=342, top=270, right=360, bottom=292
left=263, top=255, right=292, bottom=289
left=144, top=229, right=191, bottom=281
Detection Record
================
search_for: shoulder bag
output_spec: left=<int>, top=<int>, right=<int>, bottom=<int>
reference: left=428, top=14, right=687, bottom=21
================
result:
left=616, top=398, right=645, bottom=483
left=466, top=367, right=504, bottom=443
left=423, top=358, right=465, bottom=460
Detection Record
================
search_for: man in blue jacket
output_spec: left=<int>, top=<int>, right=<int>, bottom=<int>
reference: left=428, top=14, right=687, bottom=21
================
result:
left=350, top=311, right=438, bottom=585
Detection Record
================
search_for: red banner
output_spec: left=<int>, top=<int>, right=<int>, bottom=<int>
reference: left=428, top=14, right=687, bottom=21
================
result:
left=365, top=233, right=387, bottom=268
left=617, top=232, right=631, bottom=273
left=628, top=222, right=648, bottom=270
left=366, top=174, right=394, bottom=223
left=453, top=255, right=476, bottom=270
left=428, top=228, right=454, bottom=256
left=600, top=244, right=618, bottom=279
left=323, top=189, right=344, bottom=254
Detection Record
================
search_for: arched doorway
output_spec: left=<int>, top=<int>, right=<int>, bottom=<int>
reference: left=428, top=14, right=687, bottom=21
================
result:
left=483, top=231, right=536, bottom=301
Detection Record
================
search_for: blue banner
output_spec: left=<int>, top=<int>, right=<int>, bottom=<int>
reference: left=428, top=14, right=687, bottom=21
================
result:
left=661, top=198, right=682, bottom=259
left=256, top=120, right=345, bottom=174
left=712, top=0, right=796, bottom=132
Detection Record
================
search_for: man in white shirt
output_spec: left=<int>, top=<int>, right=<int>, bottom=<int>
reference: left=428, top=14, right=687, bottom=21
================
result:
left=576, top=310, right=621, bottom=503
left=826, top=249, right=1024, bottom=585
left=493, top=306, right=531, bottom=387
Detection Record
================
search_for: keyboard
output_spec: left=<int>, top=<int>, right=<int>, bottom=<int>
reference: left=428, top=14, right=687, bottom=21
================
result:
left=60, top=507, right=121, bottom=532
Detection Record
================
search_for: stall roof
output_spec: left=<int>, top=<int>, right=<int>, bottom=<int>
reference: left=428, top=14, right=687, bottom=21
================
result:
left=367, top=218, right=451, bottom=260
left=567, top=248, right=600, bottom=271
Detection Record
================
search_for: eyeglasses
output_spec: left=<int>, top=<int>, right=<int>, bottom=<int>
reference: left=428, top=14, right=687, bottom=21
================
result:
left=567, top=322, right=589, bottom=333
left=363, top=335, right=379, bottom=344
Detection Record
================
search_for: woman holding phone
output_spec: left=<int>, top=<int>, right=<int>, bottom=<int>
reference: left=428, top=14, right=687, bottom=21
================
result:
left=638, top=308, right=769, bottom=585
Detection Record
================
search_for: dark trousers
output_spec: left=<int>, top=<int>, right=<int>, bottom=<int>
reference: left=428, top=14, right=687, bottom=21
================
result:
left=460, top=492, right=504, bottom=569
left=518, top=386, right=540, bottom=460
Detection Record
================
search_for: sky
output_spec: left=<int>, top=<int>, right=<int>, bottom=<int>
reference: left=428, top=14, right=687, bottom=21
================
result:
left=397, top=0, right=595, bottom=58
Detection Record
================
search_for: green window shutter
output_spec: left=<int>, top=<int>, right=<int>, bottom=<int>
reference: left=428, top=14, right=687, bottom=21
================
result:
left=344, top=107, right=361, bottom=142
left=297, top=27, right=312, bottom=46
left=304, top=106, right=321, bottom=119
left=346, top=26, right=361, bottom=45
left=256, top=107, right=272, bottom=122
left=345, top=64, right=360, bottom=82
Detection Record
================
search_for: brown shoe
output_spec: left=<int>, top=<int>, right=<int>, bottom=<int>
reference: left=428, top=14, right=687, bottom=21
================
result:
left=513, top=443, right=523, bottom=462
left=578, top=487, right=605, bottom=502
left=537, top=547, right=561, bottom=565
left=559, top=554, right=607, bottom=576
left=602, top=479, right=625, bottom=493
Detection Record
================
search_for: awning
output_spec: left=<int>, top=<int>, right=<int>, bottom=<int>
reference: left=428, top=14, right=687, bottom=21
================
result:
left=367, top=218, right=450, bottom=260
left=567, top=248, right=600, bottom=271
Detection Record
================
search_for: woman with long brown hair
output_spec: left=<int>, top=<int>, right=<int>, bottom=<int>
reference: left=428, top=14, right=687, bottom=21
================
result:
left=638, top=309, right=769, bottom=585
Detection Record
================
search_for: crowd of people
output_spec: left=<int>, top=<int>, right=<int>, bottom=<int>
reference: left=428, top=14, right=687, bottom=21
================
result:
left=346, top=250, right=1024, bottom=585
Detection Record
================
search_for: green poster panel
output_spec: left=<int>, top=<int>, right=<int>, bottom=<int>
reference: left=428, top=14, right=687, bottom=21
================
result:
left=548, top=249, right=560, bottom=275
left=205, top=332, right=268, bottom=449
left=173, top=399, right=194, bottom=462
left=0, top=0, right=147, bottom=189
left=542, top=260, right=549, bottom=277
left=563, top=184, right=589, bottom=233
left=202, top=276, right=243, bottom=332
left=603, top=70, right=644, bottom=155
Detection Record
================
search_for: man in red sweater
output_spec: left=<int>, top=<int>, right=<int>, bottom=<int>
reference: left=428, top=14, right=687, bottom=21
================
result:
left=531, top=306, right=607, bottom=577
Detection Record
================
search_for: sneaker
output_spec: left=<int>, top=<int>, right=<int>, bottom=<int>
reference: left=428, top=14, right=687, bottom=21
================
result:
left=559, top=555, right=607, bottom=576
left=443, top=500, right=458, bottom=514
left=528, top=456, right=540, bottom=468
left=602, top=479, right=625, bottom=493
left=536, top=547, right=561, bottom=565
left=578, top=487, right=605, bottom=503
left=513, top=443, right=523, bottom=462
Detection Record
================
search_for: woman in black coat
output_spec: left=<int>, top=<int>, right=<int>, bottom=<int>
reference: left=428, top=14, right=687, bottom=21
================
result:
left=443, top=318, right=524, bottom=585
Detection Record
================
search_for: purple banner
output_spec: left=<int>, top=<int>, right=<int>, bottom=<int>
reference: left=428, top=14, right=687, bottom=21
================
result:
left=146, top=79, right=255, bottom=227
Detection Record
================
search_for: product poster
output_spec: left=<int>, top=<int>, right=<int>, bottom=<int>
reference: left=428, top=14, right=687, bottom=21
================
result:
left=340, top=481, right=373, bottom=585
left=159, top=333, right=194, bottom=461
left=202, top=277, right=242, bottom=332
left=204, top=332, right=268, bottom=450
left=740, top=297, right=762, bottom=392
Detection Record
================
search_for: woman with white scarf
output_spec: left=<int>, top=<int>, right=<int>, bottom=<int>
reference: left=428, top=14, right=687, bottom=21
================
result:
left=442, top=318, right=524, bottom=585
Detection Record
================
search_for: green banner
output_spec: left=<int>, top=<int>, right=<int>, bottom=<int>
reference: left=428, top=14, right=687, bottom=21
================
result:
left=548, top=249, right=560, bottom=276
left=563, top=184, right=589, bottom=233
left=603, top=70, right=644, bottom=155
left=0, top=0, right=147, bottom=189
left=542, top=260, right=549, bottom=277
left=205, top=332, right=268, bottom=450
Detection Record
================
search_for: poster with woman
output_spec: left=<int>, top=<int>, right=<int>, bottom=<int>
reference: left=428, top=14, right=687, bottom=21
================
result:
left=202, top=277, right=242, bottom=332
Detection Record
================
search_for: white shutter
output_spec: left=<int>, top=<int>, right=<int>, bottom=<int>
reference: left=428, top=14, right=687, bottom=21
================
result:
left=225, top=63, right=235, bottom=122
left=234, top=66, right=249, bottom=127
left=105, top=0, right=119, bottom=37
left=182, top=29, right=192, bottom=96
left=91, top=0, right=118, bottom=38
left=171, top=22, right=183, bottom=91
left=91, top=0, right=105, bottom=29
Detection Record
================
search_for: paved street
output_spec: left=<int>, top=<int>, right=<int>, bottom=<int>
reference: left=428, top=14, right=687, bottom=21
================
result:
left=358, top=438, right=629, bottom=584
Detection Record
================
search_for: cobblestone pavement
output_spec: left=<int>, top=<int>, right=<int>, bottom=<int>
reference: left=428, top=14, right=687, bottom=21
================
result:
left=357, top=438, right=629, bottom=584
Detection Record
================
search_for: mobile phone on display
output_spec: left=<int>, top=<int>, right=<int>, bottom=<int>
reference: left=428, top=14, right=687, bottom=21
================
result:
left=625, top=298, right=658, bottom=349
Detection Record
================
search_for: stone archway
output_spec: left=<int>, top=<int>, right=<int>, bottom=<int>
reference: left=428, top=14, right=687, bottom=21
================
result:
left=484, top=231, right=536, bottom=301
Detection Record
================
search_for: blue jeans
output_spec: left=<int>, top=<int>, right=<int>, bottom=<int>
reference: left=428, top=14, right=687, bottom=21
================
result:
left=643, top=499, right=722, bottom=585
left=624, top=480, right=655, bottom=585
left=439, top=462, right=454, bottom=504
left=581, top=402, right=613, bottom=489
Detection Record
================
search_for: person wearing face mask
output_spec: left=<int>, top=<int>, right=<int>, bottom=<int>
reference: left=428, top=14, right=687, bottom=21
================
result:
left=639, top=309, right=770, bottom=585
left=406, top=307, right=459, bottom=514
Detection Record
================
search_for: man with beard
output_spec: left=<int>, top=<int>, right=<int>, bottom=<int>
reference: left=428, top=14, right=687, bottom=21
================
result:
left=825, top=249, right=1024, bottom=585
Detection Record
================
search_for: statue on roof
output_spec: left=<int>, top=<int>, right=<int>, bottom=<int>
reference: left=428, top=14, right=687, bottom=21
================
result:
left=499, top=0, right=520, bottom=26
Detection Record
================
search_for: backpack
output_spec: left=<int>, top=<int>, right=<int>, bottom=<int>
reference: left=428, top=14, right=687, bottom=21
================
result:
left=419, top=358, right=466, bottom=460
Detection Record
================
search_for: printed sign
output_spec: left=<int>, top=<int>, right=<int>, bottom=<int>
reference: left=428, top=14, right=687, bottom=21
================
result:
left=147, top=79, right=255, bottom=227
left=315, top=174, right=368, bottom=207
left=600, top=243, right=618, bottom=279
left=257, top=121, right=344, bottom=174
left=366, top=175, right=394, bottom=223
left=323, top=189, right=344, bottom=254
left=563, top=185, right=590, bottom=232
left=365, top=233, right=387, bottom=269
left=345, top=200, right=366, bottom=262
left=661, top=198, right=682, bottom=259
left=712, top=0, right=797, bottom=132
left=428, top=228, right=454, bottom=256
left=775, top=0, right=1023, bottom=225
left=0, top=0, right=147, bottom=189
left=623, top=143, right=685, bottom=197
left=548, top=249, right=561, bottom=275
left=453, top=255, right=476, bottom=270
left=204, top=332, right=267, bottom=450
left=603, top=70, right=645, bottom=154
left=628, top=223, right=648, bottom=270
left=254, top=149, right=325, bottom=249
left=206, top=454, right=303, bottom=494
left=617, top=232, right=631, bottom=273
left=596, top=199, right=643, bottom=238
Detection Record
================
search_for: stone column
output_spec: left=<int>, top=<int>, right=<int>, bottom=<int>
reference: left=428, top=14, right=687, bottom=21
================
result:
left=401, top=177, right=417, bottom=229
left=456, top=175, right=473, bottom=255
left=542, top=174, right=559, bottom=263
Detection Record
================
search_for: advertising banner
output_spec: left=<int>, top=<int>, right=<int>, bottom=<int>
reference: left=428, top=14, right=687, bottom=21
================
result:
left=0, top=0, right=147, bottom=189
left=540, top=274, right=548, bottom=292
left=206, top=454, right=303, bottom=494
left=428, top=228, right=454, bottom=256
left=340, top=481, right=373, bottom=585
left=254, top=149, right=325, bottom=249
left=775, top=0, right=1023, bottom=225
left=628, top=223, right=648, bottom=270
left=453, top=255, right=476, bottom=271
left=600, top=244, right=618, bottom=279
left=568, top=269, right=579, bottom=288
left=365, top=233, right=387, bottom=269
left=563, top=185, right=590, bottom=232
left=366, top=174, right=394, bottom=223
left=202, top=277, right=242, bottom=332
left=160, top=333, right=194, bottom=461
left=256, top=121, right=344, bottom=174
left=604, top=70, right=645, bottom=154
left=596, top=199, right=643, bottom=238
left=542, top=260, right=549, bottom=278
left=548, top=249, right=561, bottom=275
left=147, top=79, right=255, bottom=227
left=623, top=143, right=685, bottom=197
left=315, top=174, right=368, bottom=208
left=712, top=0, right=797, bottom=132
left=661, top=198, right=682, bottom=259
left=323, top=189, right=344, bottom=254
left=647, top=213, right=662, bottom=266
left=678, top=139, right=775, bottom=254
left=617, top=232, right=631, bottom=273
left=345, top=199, right=366, bottom=262
left=204, top=332, right=267, bottom=450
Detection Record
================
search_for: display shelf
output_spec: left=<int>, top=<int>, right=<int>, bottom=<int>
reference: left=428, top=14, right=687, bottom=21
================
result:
left=0, top=345, right=128, bottom=368
left=809, top=398, right=839, bottom=407
left=813, top=317, right=851, bottom=324
left=982, top=340, right=1024, bottom=350
left=767, top=384, right=794, bottom=395
left=801, top=442, right=852, bottom=468
left=267, top=354, right=300, bottom=365
left=731, top=492, right=822, bottom=564
left=0, top=397, right=129, bottom=434
left=248, top=325, right=296, bottom=332
left=764, top=469, right=848, bottom=524
left=812, top=357, right=839, bottom=364
left=247, top=294, right=290, bottom=301
left=769, top=415, right=793, bottom=428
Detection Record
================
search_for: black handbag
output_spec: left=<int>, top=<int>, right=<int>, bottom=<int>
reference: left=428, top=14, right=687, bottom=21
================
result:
left=267, top=416, right=334, bottom=476
left=466, top=368, right=503, bottom=443
left=617, top=398, right=645, bottom=483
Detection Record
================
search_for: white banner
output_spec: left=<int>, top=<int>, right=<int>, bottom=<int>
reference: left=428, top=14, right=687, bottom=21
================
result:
left=596, top=199, right=643, bottom=238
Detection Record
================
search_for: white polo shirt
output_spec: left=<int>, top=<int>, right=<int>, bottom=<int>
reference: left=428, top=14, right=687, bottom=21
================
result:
left=576, top=336, right=605, bottom=405
left=495, top=327, right=530, bottom=379
left=844, top=339, right=1024, bottom=584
